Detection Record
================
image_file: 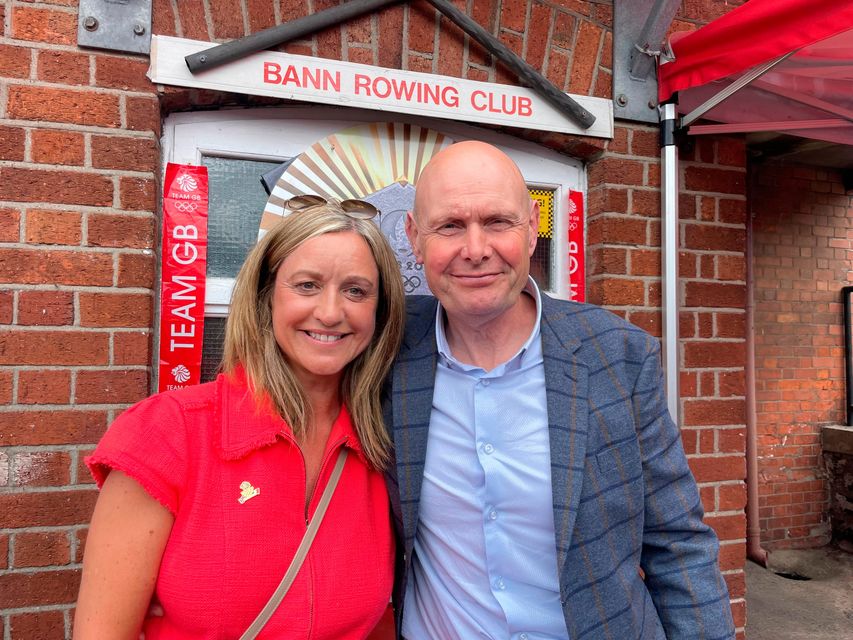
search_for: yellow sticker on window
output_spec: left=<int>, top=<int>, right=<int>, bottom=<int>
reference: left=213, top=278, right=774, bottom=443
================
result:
left=528, top=188, right=554, bottom=238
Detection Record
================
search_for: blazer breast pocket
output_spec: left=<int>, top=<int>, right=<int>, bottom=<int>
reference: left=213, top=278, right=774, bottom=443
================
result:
left=595, top=438, right=642, bottom=479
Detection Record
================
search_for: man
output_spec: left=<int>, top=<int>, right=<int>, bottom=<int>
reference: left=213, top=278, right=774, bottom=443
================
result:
left=385, top=140, right=735, bottom=639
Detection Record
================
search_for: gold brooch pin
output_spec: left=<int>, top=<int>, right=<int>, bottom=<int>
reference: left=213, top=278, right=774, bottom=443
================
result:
left=238, top=481, right=261, bottom=504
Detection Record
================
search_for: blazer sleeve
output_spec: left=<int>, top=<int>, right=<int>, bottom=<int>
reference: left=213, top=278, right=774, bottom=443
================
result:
left=633, top=339, right=736, bottom=640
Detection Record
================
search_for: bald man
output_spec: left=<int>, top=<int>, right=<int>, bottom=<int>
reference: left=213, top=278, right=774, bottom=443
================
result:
left=384, top=141, right=735, bottom=640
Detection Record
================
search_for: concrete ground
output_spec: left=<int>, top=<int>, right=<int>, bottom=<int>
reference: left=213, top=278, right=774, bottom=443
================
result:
left=745, top=544, right=853, bottom=639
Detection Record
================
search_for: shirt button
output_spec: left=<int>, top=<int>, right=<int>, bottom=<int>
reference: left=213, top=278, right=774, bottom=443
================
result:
left=488, top=509, right=498, bottom=520
left=520, top=634, right=529, bottom=640
left=481, top=379, right=490, bottom=387
left=483, top=443, right=494, bottom=454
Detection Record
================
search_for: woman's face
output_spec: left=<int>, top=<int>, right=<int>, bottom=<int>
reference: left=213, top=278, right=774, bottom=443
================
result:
left=271, top=231, right=380, bottom=391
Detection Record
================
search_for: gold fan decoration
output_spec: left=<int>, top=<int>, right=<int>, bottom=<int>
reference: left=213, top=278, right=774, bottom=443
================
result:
left=261, top=122, right=453, bottom=234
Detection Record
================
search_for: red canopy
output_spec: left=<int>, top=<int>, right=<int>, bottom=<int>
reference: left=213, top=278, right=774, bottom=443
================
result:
left=658, top=0, right=853, bottom=146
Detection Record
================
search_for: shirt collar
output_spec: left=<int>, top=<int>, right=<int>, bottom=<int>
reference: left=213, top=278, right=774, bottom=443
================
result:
left=435, top=276, right=543, bottom=375
left=215, top=368, right=365, bottom=463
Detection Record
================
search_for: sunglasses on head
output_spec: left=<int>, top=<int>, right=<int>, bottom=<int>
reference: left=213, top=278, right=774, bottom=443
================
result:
left=284, top=194, right=379, bottom=220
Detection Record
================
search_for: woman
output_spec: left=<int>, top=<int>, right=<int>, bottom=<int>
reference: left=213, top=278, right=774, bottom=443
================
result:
left=74, top=197, right=405, bottom=639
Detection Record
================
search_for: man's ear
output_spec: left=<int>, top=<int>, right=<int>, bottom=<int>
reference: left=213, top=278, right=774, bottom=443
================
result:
left=405, top=211, right=423, bottom=264
left=528, top=199, right=539, bottom=256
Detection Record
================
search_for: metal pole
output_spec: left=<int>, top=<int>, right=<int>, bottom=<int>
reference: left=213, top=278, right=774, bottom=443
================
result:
left=425, top=0, right=596, bottom=130
left=660, top=102, right=680, bottom=424
left=185, top=0, right=401, bottom=73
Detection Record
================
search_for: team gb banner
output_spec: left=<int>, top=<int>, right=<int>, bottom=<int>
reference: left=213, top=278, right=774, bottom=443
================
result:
left=158, top=163, right=209, bottom=392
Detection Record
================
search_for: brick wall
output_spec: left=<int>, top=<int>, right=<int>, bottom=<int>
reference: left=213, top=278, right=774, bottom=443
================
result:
left=0, top=0, right=749, bottom=636
left=751, top=163, right=852, bottom=549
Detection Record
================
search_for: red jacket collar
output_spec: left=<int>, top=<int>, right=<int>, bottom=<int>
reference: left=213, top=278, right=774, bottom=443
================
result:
left=214, top=369, right=366, bottom=463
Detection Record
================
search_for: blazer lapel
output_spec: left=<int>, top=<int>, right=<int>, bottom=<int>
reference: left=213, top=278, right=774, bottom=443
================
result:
left=541, top=295, right=589, bottom=578
left=392, top=296, right=439, bottom=558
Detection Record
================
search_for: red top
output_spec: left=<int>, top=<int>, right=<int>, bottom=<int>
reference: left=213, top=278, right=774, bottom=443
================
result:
left=87, top=372, right=394, bottom=639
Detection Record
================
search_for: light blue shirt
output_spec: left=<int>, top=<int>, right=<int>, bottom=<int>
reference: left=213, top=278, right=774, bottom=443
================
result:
left=403, top=280, right=568, bottom=640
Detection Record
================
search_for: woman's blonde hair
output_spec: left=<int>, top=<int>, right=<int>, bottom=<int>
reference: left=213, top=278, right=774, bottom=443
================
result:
left=223, top=202, right=405, bottom=469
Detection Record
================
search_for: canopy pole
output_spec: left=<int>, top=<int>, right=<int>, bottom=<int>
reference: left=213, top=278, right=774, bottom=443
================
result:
left=660, top=102, right=680, bottom=424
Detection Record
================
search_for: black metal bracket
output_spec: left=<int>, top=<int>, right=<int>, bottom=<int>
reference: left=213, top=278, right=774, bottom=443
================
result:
left=184, top=0, right=595, bottom=131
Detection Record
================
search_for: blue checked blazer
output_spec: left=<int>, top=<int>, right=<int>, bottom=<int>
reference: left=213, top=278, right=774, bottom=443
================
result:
left=384, top=294, right=735, bottom=640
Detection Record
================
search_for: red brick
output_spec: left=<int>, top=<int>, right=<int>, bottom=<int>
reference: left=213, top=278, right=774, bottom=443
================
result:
left=377, top=4, right=404, bottom=68
left=715, top=313, right=745, bottom=338
left=0, top=409, right=106, bottom=447
left=347, top=47, right=374, bottom=65
left=718, top=428, right=745, bottom=453
left=1, top=488, right=97, bottom=528
left=0, top=124, right=25, bottom=161
left=0, top=331, right=110, bottom=366
left=24, top=209, right=82, bottom=245
left=586, top=216, right=647, bottom=246
left=684, top=224, right=745, bottom=252
left=0, top=43, right=32, bottom=78
left=120, top=176, right=157, bottom=211
left=717, top=254, right=745, bottom=281
left=545, top=48, right=569, bottom=89
left=113, top=330, right=152, bottom=365
left=500, top=0, right=526, bottom=31
left=7, top=85, right=120, bottom=127
left=588, top=278, right=644, bottom=306
left=684, top=399, right=745, bottom=426
left=719, top=370, right=745, bottom=397
left=685, top=282, right=746, bottom=309
left=719, top=199, right=747, bottom=224
left=151, top=0, right=178, bottom=36
left=30, top=129, right=85, bottom=165
left=0, top=249, right=113, bottom=286
left=496, top=31, right=524, bottom=85
left=632, top=190, right=660, bottom=217
left=627, top=310, right=660, bottom=337
left=79, top=293, right=152, bottom=328
left=552, top=10, right=576, bottom=48
left=314, top=0, right=343, bottom=61
left=0, top=370, right=12, bottom=404
left=588, top=187, right=628, bottom=215
left=94, top=55, right=154, bottom=92
left=11, top=6, right=76, bottom=45
left=630, top=129, right=659, bottom=158
left=36, top=49, right=89, bottom=85
left=18, top=369, right=72, bottom=404
left=684, top=166, right=746, bottom=195
left=0, top=167, right=113, bottom=207
left=208, top=0, right=244, bottom=39
left=719, top=482, right=747, bottom=511
left=589, top=157, right=645, bottom=186
left=0, top=208, right=21, bottom=242
left=525, top=3, right=551, bottom=70
left=629, top=249, right=660, bottom=277
left=589, top=246, right=627, bottom=275
left=12, top=451, right=71, bottom=487
left=176, top=0, right=209, bottom=40
left=126, top=96, right=161, bottom=135
left=17, top=290, right=74, bottom=326
left=117, top=252, right=155, bottom=288
left=76, top=369, right=150, bottom=404
left=75, top=449, right=95, bottom=488
left=88, top=213, right=155, bottom=249
left=95, top=135, right=158, bottom=172
left=246, top=0, right=276, bottom=32
left=0, top=534, right=8, bottom=569
left=75, top=527, right=89, bottom=562
left=568, top=20, right=602, bottom=94
left=9, top=610, right=66, bottom=640
left=705, top=513, right=746, bottom=542
left=688, top=455, right=745, bottom=483
left=718, top=540, right=746, bottom=572
left=684, top=341, right=745, bottom=368
left=717, top=138, right=746, bottom=167
left=437, top=13, right=464, bottom=77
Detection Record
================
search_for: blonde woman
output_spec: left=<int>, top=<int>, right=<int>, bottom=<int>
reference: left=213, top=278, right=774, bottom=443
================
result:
left=75, top=197, right=405, bottom=639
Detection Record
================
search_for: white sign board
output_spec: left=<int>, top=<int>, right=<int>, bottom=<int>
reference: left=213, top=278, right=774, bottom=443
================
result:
left=148, top=36, right=613, bottom=138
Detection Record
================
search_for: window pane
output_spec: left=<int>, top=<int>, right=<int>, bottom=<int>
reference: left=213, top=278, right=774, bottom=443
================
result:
left=201, top=316, right=227, bottom=383
left=202, top=156, right=282, bottom=278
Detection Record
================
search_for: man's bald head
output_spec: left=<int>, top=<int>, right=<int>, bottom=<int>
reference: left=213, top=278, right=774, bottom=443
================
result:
left=413, top=141, right=530, bottom=221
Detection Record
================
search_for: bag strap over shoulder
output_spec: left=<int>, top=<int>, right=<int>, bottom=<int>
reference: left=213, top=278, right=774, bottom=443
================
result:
left=240, top=448, right=349, bottom=640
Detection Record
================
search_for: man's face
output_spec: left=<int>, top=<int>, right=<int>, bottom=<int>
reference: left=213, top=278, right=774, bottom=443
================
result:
left=407, top=161, right=538, bottom=327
